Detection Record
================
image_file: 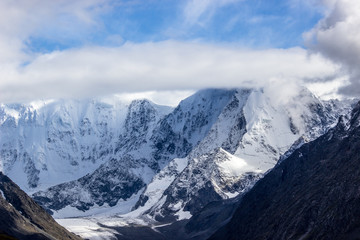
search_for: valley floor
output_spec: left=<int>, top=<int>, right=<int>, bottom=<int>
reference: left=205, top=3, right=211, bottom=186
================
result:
left=57, top=217, right=182, bottom=240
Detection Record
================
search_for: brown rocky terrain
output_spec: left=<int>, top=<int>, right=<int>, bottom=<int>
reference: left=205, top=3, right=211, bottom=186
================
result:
left=0, top=172, right=82, bottom=240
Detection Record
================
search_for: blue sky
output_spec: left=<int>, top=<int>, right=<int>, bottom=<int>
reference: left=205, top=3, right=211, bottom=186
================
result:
left=26, top=0, right=323, bottom=52
left=0, top=0, right=358, bottom=104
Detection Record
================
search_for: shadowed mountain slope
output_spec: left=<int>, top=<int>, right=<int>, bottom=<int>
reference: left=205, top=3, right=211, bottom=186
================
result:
left=210, top=101, right=360, bottom=240
left=0, top=172, right=82, bottom=240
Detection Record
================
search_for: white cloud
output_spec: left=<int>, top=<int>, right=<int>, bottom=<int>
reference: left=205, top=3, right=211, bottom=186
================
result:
left=113, top=90, right=196, bottom=107
left=304, top=0, right=360, bottom=96
left=306, top=76, right=349, bottom=100
left=0, top=41, right=339, bottom=103
left=0, top=0, right=109, bottom=63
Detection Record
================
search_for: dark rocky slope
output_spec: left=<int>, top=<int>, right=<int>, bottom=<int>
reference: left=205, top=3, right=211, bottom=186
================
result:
left=0, top=172, right=82, bottom=240
left=210, top=101, right=360, bottom=240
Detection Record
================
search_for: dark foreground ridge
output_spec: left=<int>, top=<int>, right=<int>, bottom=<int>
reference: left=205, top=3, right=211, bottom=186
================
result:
left=210, top=101, right=360, bottom=240
left=0, top=172, right=82, bottom=240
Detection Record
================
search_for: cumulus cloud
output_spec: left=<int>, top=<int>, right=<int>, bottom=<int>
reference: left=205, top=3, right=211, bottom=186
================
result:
left=304, top=0, right=360, bottom=96
left=0, top=41, right=338, bottom=103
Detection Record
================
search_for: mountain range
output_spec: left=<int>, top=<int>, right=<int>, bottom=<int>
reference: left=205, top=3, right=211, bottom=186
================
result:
left=0, top=87, right=355, bottom=239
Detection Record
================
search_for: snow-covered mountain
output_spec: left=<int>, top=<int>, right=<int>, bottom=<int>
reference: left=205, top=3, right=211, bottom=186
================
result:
left=129, top=87, right=353, bottom=222
left=0, top=87, right=353, bottom=229
left=0, top=97, right=171, bottom=192
left=33, top=89, right=248, bottom=216
left=210, top=100, right=360, bottom=240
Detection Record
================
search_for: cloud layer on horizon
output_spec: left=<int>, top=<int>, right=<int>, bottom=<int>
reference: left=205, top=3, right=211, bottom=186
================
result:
left=0, top=0, right=358, bottom=104
left=0, top=41, right=339, bottom=103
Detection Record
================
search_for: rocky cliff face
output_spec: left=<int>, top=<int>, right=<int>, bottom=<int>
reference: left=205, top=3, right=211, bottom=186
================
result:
left=210, top=101, right=360, bottom=240
left=0, top=172, right=82, bottom=240
left=141, top=148, right=262, bottom=222
left=33, top=156, right=147, bottom=213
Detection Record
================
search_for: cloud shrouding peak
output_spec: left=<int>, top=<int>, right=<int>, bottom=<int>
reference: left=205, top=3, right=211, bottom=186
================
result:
left=0, top=41, right=338, bottom=103
left=305, top=0, right=360, bottom=96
